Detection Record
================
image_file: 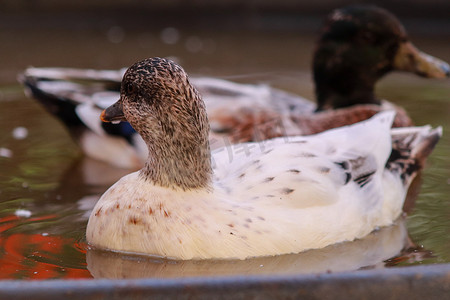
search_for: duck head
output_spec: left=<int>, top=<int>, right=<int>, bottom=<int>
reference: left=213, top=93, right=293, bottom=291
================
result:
left=101, top=57, right=213, bottom=190
left=314, top=5, right=450, bottom=111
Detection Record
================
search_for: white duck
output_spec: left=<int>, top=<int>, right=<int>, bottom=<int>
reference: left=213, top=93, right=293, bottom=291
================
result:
left=21, top=6, right=449, bottom=169
left=86, top=57, right=441, bottom=260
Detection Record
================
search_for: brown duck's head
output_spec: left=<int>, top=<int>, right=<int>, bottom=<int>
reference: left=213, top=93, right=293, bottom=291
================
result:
left=313, top=5, right=450, bottom=111
left=101, top=57, right=209, bottom=143
left=101, top=57, right=212, bottom=190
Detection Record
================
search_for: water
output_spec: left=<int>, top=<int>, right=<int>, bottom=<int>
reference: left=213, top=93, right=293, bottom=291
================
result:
left=0, top=21, right=449, bottom=280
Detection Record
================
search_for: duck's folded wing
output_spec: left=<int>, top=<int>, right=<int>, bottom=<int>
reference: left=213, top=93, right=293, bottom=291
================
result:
left=213, top=112, right=396, bottom=206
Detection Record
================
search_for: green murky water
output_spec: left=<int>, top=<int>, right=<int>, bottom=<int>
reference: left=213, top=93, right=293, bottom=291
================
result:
left=0, top=25, right=449, bottom=279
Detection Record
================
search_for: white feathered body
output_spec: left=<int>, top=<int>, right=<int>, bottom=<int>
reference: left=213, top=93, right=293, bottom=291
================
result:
left=87, top=112, right=411, bottom=260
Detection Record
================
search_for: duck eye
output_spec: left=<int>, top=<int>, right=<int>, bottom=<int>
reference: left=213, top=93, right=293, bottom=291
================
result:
left=125, top=83, right=135, bottom=94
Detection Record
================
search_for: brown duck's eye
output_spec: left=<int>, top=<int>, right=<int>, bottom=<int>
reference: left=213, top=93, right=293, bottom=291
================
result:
left=125, top=83, right=135, bottom=94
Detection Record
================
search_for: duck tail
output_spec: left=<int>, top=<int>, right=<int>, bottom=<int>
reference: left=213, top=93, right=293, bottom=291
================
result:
left=388, top=125, right=442, bottom=184
left=19, top=67, right=124, bottom=135
left=19, top=73, right=85, bottom=131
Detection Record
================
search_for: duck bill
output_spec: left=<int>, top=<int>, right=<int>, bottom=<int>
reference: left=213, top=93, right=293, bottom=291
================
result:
left=393, top=41, right=450, bottom=78
left=100, top=100, right=126, bottom=123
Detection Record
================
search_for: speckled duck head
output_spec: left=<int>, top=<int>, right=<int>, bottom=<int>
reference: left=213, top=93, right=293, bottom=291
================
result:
left=313, top=5, right=450, bottom=111
left=101, top=57, right=213, bottom=190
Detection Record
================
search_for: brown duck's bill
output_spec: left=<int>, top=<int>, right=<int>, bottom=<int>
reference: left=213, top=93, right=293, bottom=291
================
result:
left=100, top=100, right=127, bottom=123
left=393, top=41, right=450, bottom=78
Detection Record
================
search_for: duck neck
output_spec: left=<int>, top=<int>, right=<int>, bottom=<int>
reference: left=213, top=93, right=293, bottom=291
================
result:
left=313, top=44, right=384, bottom=111
left=137, top=95, right=213, bottom=191
left=314, top=76, right=380, bottom=111
left=140, top=134, right=213, bottom=191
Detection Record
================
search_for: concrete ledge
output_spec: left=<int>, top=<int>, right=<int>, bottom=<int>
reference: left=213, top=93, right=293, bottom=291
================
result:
left=0, top=263, right=449, bottom=300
